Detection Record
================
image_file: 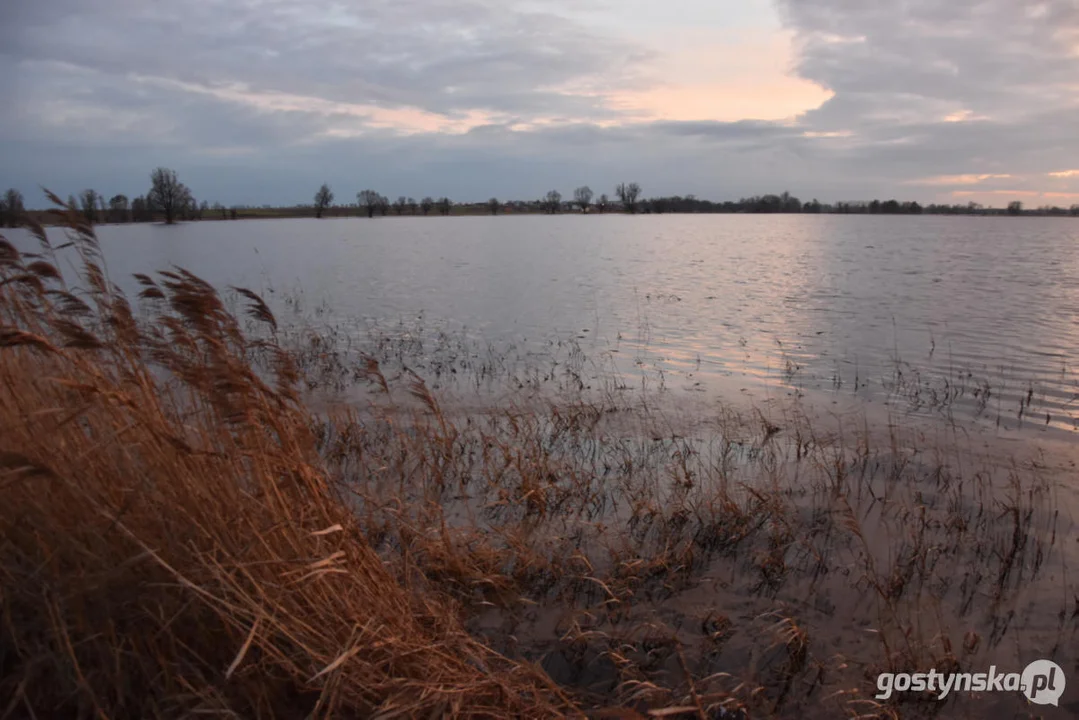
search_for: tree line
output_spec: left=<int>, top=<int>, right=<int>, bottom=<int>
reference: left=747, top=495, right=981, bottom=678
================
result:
left=315, top=183, right=641, bottom=218
left=3, top=169, right=1078, bottom=228
left=0, top=168, right=239, bottom=228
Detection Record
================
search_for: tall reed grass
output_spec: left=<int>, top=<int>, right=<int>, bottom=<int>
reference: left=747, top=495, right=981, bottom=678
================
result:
left=0, top=197, right=573, bottom=718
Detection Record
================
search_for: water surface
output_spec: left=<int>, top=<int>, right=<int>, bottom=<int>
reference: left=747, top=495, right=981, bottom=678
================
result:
left=10, top=214, right=1079, bottom=436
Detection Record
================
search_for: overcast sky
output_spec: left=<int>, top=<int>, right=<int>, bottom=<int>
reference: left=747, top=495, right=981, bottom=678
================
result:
left=3, top=0, right=1078, bottom=208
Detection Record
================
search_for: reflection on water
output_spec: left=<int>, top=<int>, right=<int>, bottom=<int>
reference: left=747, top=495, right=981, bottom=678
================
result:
left=10, top=213, right=1079, bottom=436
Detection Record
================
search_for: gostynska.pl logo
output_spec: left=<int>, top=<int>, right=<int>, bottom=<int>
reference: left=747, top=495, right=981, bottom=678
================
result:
left=875, top=659, right=1065, bottom=706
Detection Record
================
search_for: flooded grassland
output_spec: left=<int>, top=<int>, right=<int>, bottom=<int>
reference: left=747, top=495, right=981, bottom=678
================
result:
left=2, top=211, right=1078, bottom=718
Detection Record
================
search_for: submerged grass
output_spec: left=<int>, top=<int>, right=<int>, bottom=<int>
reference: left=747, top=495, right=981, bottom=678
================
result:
left=2, top=201, right=1075, bottom=718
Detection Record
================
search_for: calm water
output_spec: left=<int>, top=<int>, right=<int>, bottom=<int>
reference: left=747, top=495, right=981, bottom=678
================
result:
left=10, top=214, right=1079, bottom=435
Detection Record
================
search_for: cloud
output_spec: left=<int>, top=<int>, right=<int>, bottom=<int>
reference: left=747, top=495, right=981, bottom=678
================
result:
left=906, top=174, right=1013, bottom=187
left=2, top=0, right=1079, bottom=207
left=4, top=0, right=654, bottom=121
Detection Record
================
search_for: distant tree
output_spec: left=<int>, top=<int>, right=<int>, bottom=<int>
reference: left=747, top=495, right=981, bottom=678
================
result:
left=197, top=200, right=208, bottom=220
left=596, top=193, right=610, bottom=214
left=377, top=195, right=390, bottom=216
left=407, top=197, right=418, bottom=215
left=741, top=194, right=785, bottom=213
left=803, top=198, right=822, bottom=213
left=314, top=184, right=334, bottom=218
left=420, top=197, right=434, bottom=215
left=357, top=189, right=380, bottom=218
left=616, top=182, right=641, bottom=213
left=67, top=194, right=78, bottom=213
left=1007, top=200, right=1023, bottom=216
left=108, top=194, right=130, bottom=223
left=148, top=167, right=190, bottom=224
left=393, top=196, right=407, bottom=215
left=437, top=197, right=452, bottom=216
left=230, top=207, right=238, bottom=220
left=130, top=196, right=149, bottom=222
left=2, top=188, right=25, bottom=227
left=543, top=190, right=562, bottom=214
left=574, top=186, right=593, bottom=213
left=779, top=191, right=801, bottom=212
left=1071, top=204, right=1079, bottom=217
left=181, top=191, right=198, bottom=221
left=488, top=197, right=500, bottom=215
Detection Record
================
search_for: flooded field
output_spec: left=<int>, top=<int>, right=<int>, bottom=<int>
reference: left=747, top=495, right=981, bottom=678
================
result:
left=11, top=213, right=1079, bottom=436
left=4, top=213, right=1079, bottom=718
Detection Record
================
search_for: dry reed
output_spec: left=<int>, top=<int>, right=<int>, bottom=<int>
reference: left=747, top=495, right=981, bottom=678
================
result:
left=0, top=200, right=575, bottom=718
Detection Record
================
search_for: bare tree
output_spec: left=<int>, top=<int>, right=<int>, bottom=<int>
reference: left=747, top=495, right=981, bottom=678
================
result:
left=421, top=197, right=434, bottom=215
left=437, top=197, right=452, bottom=216
left=543, top=190, right=562, bottom=214
left=314, top=184, right=334, bottom=218
left=183, top=191, right=198, bottom=221
left=596, top=193, right=610, bottom=213
left=2, top=188, right=25, bottom=227
left=407, top=197, right=418, bottom=215
left=377, top=195, right=390, bottom=216
left=357, top=189, right=381, bottom=218
left=574, top=186, right=593, bottom=213
left=616, top=182, right=641, bottom=213
left=130, top=196, right=149, bottom=222
left=149, top=167, right=190, bottom=224
left=488, top=198, right=500, bottom=215
left=108, top=194, right=130, bottom=223
left=393, top=196, right=407, bottom=215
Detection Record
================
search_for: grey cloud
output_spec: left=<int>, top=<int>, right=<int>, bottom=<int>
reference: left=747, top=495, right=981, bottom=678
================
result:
left=6, top=0, right=653, bottom=119
left=773, top=0, right=1079, bottom=192
left=1, top=58, right=341, bottom=150
left=4, top=0, right=1079, bottom=206
left=651, top=120, right=803, bottom=144
left=779, top=0, right=1079, bottom=120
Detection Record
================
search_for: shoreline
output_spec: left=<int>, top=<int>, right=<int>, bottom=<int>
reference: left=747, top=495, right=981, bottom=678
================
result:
left=24, top=211, right=1079, bottom=227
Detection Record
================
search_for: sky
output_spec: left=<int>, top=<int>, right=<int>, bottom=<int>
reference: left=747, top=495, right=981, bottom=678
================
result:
left=2, top=0, right=1079, bottom=208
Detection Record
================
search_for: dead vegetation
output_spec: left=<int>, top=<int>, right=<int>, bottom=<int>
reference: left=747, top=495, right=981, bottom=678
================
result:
left=1, top=198, right=1075, bottom=719
left=0, top=198, right=574, bottom=718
